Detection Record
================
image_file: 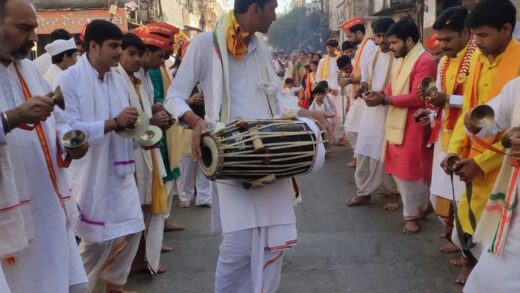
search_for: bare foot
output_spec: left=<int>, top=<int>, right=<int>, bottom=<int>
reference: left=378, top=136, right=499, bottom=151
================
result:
left=344, top=195, right=371, bottom=206
left=383, top=195, right=400, bottom=211
left=179, top=201, right=190, bottom=208
left=403, top=220, right=420, bottom=234
left=418, top=203, right=434, bottom=219
left=161, top=245, right=173, bottom=253
left=455, top=257, right=474, bottom=285
left=440, top=242, right=460, bottom=254
left=105, top=283, right=138, bottom=293
left=449, top=256, right=464, bottom=267
left=346, top=158, right=357, bottom=168
left=378, top=192, right=390, bottom=199
left=164, top=222, right=185, bottom=232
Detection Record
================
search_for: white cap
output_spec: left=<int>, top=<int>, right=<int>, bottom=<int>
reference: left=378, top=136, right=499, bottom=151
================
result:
left=44, top=38, right=77, bottom=57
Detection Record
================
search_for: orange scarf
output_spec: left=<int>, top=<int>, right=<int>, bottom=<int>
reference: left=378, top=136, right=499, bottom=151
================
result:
left=226, top=12, right=250, bottom=60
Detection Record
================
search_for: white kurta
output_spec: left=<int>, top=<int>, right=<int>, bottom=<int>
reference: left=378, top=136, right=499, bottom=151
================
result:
left=56, top=55, right=144, bottom=244
left=166, top=33, right=296, bottom=234
left=0, top=59, right=86, bottom=292
left=429, top=62, right=464, bottom=200
left=33, top=52, right=51, bottom=75
left=355, top=50, right=393, bottom=161
left=345, top=40, right=377, bottom=135
left=464, top=77, right=520, bottom=293
left=43, top=63, right=62, bottom=90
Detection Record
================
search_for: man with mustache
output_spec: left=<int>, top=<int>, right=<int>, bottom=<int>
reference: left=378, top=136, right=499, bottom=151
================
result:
left=442, top=0, right=520, bottom=285
left=364, top=18, right=437, bottom=235
left=57, top=20, right=145, bottom=293
left=0, top=0, right=88, bottom=292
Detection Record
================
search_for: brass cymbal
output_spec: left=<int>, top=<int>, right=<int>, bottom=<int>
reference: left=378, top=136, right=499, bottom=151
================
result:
left=62, top=129, right=87, bottom=149
left=137, top=125, right=163, bottom=147
left=469, top=104, right=495, bottom=129
left=116, top=110, right=149, bottom=139
left=420, top=77, right=438, bottom=98
left=53, top=86, right=65, bottom=110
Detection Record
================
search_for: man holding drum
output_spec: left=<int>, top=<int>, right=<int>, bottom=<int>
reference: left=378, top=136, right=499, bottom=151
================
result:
left=165, top=0, right=332, bottom=292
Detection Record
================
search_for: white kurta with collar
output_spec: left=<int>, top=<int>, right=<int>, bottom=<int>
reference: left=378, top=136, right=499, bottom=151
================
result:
left=166, top=32, right=296, bottom=234
left=56, top=55, right=144, bottom=244
left=0, top=59, right=86, bottom=292
left=355, top=50, right=393, bottom=161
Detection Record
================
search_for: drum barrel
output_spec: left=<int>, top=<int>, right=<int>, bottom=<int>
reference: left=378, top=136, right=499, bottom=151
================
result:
left=199, top=136, right=219, bottom=179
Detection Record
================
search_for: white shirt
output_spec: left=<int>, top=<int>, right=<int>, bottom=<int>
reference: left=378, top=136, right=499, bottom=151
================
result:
left=355, top=50, right=394, bottom=160
left=33, top=52, right=52, bottom=75
left=316, top=56, right=339, bottom=90
left=165, top=32, right=296, bottom=233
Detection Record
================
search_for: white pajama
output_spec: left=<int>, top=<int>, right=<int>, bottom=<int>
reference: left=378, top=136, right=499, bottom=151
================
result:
left=393, top=177, right=429, bottom=220
left=165, top=180, right=176, bottom=219
left=355, top=155, right=397, bottom=196
left=142, top=211, right=165, bottom=274
left=0, top=267, right=10, bottom=293
left=178, top=155, right=212, bottom=205
left=347, top=131, right=358, bottom=154
left=80, top=232, right=142, bottom=291
left=215, top=228, right=284, bottom=293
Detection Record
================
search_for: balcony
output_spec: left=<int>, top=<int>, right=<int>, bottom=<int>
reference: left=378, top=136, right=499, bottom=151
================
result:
left=372, top=0, right=416, bottom=16
left=33, top=0, right=134, bottom=10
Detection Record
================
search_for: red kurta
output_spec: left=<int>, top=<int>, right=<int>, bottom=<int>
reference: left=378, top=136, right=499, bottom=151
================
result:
left=384, top=52, right=437, bottom=183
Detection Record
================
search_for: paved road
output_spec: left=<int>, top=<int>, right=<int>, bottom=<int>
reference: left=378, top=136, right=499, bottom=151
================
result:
left=127, top=146, right=462, bottom=293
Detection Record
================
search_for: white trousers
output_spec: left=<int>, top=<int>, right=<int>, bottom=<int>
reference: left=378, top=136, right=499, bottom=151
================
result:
left=393, top=176, right=429, bottom=220
left=143, top=210, right=165, bottom=274
left=165, top=180, right=176, bottom=219
left=0, top=267, right=10, bottom=293
left=178, top=155, right=212, bottom=205
left=215, top=229, right=284, bottom=293
left=347, top=131, right=358, bottom=152
left=80, top=232, right=141, bottom=291
left=355, top=155, right=397, bottom=196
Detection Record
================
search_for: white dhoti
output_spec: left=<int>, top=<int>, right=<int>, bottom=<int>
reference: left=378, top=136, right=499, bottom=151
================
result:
left=178, top=155, right=212, bottom=206
left=0, top=267, right=10, bottom=293
left=143, top=211, right=165, bottom=274
left=393, top=177, right=429, bottom=220
left=355, top=155, right=397, bottom=196
left=215, top=226, right=294, bottom=293
left=80, top=232, right=142, bottom=290
left=165, top=180, right=176, bottom=219
left=332, top=93, right=347, bottom=140
left=430, top=142, right=465, bottom=205
left=347, top=132, right=358, bottom=155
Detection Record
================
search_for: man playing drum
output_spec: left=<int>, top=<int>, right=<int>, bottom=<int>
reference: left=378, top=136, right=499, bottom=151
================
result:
left=165, top=1, right=331, bottom=292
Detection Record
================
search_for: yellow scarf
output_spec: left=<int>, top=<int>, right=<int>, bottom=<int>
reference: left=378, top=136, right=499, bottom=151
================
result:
left=226, top=11, right=250, bottom=60
left=385, top=43, right=425, bottom=145
left=318, top=52, right=340, bottom=81
left=149, top=152, right=168, bottom=214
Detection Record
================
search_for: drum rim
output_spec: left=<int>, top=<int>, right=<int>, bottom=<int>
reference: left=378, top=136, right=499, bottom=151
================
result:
left=199, top=135, right=221, bottom=179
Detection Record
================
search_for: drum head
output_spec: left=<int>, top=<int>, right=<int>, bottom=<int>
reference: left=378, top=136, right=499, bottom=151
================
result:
left=199, top=136, right=220, bottom=179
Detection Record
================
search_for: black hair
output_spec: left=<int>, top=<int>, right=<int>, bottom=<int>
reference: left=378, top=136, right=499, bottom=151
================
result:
left=310, top=60, right=319, bottom=67
left=284, top=78, right=294, bottom=84
left=373, top=17, right=396, bottom=34
left=348, top=24, right=366, bottom=35
left=145, top=44, right=162, bottom=53
left=317, top=80, right=329, bottom=89
left=83, top=19, right=123, bottom=52
left=341, top=41, right=356, bottom=51
left=467, top=0, right=516, bottom=31
left=336, top=55, right=352, bottom=69
left=304, top=64, right=311, bottom=72
left=326, top=39, right=339, bottom=48
left=234, top=0, right=270, bottom=14
left=433, top=6, right=468, bottom=33
left=384, top=18, right=420, bottom=42
left=50, top=29, right=72, bottom=42
left=51, top=48, right=77, bottom=64
left=314, top=53, right=322, bottom=60
left=122, top=33, right=145, bottom=54
left=312, top=85, right=326, bottom=96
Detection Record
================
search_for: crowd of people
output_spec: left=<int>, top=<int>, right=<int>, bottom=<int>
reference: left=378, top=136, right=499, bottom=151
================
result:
left=0, top=0, right=520, bottom=292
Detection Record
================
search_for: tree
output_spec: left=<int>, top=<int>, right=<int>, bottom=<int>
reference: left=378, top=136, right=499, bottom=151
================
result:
left=267, top=7, right=330, bottom=53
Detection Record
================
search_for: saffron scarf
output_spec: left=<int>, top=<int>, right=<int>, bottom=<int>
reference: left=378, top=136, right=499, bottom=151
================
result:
left=385, top=43, right=425, bottom=145
left=225, top=11, right=249, bottom=60
left=318, top=53, right=340, bottom=81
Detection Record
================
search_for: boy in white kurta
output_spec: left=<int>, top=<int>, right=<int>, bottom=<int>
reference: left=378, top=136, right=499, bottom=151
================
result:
left=345, top=18, right=399, bottom=208
left=165, top=2, right=331, bottom=292
left=57, top=20, right=144, bottom=292
left=43, top=38, right=78, bottom=89
left=0, top=1, right=88, bottom=292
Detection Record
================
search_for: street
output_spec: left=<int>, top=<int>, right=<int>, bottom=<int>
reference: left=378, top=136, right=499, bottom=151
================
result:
left=126, top=146, right=461, bottom=293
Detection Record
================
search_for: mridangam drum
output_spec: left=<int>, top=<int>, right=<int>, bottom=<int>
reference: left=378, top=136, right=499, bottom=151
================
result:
left=199, top=118, right=327, bottom=188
